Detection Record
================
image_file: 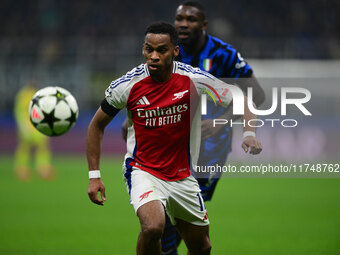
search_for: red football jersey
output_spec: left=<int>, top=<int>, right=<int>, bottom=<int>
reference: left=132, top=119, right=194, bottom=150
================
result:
left=105, top=62, right=232, bottom=181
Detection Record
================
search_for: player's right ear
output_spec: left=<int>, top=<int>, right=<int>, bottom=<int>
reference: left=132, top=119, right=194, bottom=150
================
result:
left=173, top=45, right=180, bottom=58
left=202, top=20, right=208, bottom=31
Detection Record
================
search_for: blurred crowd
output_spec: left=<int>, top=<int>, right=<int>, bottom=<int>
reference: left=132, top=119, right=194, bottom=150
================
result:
left=0, top=0, right=339, bottom=112
left=1, top=0, right=339, bottom=59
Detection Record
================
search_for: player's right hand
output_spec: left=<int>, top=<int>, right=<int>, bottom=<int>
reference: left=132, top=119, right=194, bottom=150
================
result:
left=88, top=178, right=106, bottom=206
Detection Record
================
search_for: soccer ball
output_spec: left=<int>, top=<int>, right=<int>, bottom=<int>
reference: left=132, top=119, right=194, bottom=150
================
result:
left=28, top=86, right=79, bottom=136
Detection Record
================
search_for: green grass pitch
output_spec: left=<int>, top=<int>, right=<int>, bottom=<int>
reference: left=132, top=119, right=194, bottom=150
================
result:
left=0, top=155, right=339, bottom=254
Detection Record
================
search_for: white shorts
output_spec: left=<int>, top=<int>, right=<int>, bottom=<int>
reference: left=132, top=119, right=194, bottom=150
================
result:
left=125, top=167, right=209, bottom=226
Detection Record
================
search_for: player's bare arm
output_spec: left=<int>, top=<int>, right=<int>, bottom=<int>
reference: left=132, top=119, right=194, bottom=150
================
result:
left=241, top=96, right=262, bottom=155
left=237, top=74, right=265, bottom=107
left=86, top=107, right=113, bottom=206
left=121, top=118, right=128, bottom=142
left=201, top=106, right=234, bottom=140
left=202, top=75, right=265, bottom=140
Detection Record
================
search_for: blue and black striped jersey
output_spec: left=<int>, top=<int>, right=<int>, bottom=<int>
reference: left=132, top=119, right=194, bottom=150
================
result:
left=177, top=35, right=253, bottom=79
left=177, top=35, right=254, bottom=201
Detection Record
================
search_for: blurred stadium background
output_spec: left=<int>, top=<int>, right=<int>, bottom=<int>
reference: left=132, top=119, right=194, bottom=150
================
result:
left=0, top=0, right=339, bottom=254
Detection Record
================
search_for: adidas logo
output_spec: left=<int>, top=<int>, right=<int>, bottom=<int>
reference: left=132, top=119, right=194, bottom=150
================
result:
left=32, top=108, right=42, bottom=120
left=136, top=96, right=150, bottom=105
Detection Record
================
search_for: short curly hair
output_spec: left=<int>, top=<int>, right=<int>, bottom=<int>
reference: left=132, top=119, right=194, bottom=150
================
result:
left=145, top=21, right=179, bottom=46
left=180, top=1, right=206, bottom=20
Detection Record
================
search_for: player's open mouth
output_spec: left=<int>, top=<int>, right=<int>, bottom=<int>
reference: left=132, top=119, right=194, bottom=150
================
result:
left=178, top=31, right=190, bottom=39
left=148, top=64, right=160, bottom=71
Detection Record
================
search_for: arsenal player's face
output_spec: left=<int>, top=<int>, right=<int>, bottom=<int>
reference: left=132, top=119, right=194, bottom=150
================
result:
left=174, top=5, right=207, bottom=47
left=143, top=33, right=179, bottom=82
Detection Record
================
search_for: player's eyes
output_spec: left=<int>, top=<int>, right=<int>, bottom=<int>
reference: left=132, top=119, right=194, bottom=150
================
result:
left=175, top=16, right=183, bottom=21
left=187, top=17, right=197, bottom=22
left=159, top=48, right=167, bottom=53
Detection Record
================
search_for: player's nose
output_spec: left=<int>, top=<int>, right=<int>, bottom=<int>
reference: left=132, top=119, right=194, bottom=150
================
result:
left=177, top=19, right=189, bottom=28
left=150, top=51, right=160, bottom=61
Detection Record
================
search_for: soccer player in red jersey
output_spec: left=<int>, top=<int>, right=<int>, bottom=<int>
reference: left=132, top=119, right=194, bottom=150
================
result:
left=86, top=22, right=262, bottom=255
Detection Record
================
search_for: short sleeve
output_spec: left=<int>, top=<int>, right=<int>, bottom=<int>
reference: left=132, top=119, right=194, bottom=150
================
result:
left=227, top=49, right=253, bottom=78
left=104, top=64, right=147, bottom=109
left=105, top=80, right=129, bottom=110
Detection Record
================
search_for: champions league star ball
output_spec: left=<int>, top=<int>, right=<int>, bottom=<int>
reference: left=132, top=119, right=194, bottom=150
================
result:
left=28, top=86, right=79, bottom=136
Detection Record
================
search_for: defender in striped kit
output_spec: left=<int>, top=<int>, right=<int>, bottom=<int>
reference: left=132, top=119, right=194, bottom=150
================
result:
left=159, top=2, right=266, bottom=254
left=86, top=22, right=262, bottom=255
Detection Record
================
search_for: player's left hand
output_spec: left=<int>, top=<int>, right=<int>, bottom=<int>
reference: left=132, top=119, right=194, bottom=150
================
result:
left=242, top=136, right=262, bottom=155
left=88, top=178, right=106, bottom=206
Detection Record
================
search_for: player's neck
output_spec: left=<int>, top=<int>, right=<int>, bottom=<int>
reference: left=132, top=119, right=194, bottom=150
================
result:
left=183, top=34, right=207, bottom=56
